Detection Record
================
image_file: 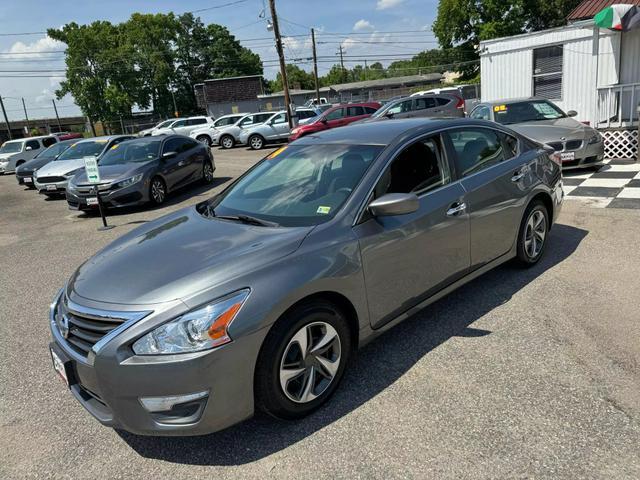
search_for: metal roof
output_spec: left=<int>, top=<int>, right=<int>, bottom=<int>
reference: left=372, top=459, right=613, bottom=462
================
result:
left=329, top=73, right=443, bottom=92
left=568, top=0, right=640, bottom=21
left=203, top=74, right=263, bottom=83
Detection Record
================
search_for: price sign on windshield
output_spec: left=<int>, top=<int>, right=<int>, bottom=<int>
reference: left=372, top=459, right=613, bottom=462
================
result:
left=84, top=156, right=100, bottom=184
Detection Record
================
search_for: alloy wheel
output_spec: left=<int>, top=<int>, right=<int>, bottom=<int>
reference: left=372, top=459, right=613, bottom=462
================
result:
left=221, top=136, right=234, bottom=149
left=279, top=321, right=342, bottom=404
left=250, top=136, right=263, bottom=150
left=151, top=179, right=166, bottom=204
left=524, top=209, right=546, bottom=259
left=203, top=162, right=214, bottom=182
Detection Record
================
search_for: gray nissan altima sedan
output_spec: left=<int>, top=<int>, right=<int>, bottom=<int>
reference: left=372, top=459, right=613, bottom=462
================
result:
left=49, top=118, right=563, bottom=436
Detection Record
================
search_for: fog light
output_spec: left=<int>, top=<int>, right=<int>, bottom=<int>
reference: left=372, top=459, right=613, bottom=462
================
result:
left=139, top=391, right=209, bottom=412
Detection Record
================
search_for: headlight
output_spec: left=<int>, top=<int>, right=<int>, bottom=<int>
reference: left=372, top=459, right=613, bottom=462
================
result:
left=588, top=132, right=602, bottom=144
left=291, top=127, right=300, bottom=134
left=115, top=173, right=143, bottom=189
left=132, top=289, right=250, bottom=355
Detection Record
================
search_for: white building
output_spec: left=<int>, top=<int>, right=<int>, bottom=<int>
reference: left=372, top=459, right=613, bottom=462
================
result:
left=480, top=1, right=640, bottom=159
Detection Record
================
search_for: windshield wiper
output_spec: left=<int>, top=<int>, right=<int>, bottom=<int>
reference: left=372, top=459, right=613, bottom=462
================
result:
left=217, top=214, right=279, bottom=227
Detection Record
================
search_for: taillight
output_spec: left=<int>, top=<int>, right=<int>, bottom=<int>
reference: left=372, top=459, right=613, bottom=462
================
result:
left=454, top=95, right=464, bottom=110
left=549, top=152, right=562, bottom=168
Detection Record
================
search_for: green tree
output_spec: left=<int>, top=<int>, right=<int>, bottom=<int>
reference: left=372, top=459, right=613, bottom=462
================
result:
left=269, top=64, right=316, bottom=92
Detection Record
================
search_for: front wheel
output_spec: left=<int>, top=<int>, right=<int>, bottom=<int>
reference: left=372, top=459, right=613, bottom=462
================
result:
left=249, top=134, right=264, bottom=150
left=197, top=135, right=212, bottom=147
left=202, top=160, right=215, bottom=184
left=516, top=200, right=549, bottom=266
left=255, top=301, right=351, bottom=419
left=219, top=135, right=235, bottom=149
left=149, top=177, right=167, bottom=205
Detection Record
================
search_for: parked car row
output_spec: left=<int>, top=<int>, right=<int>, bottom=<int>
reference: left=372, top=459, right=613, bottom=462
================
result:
left=7, top=134, right=216, bottom=212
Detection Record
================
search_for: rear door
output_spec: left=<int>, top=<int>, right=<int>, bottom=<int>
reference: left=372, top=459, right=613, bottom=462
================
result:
left=184, top=117, right=208, bottom=135
left=268, top=113, right=291, bottom=139
left=354, top=133, right=470, bottom=328
left=444, top=127, right=536, bottom=268
left=344, top=106, right=367, bottom=124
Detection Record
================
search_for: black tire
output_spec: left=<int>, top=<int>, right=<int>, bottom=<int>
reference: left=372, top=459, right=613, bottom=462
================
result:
left=248, top=134, right=264, bottom=150
left=202, top=160, right=215, bottom=184
left=255, top=300, right=352, bottom=420
left=149, top=176, right=167, bottom=205
left=515, top=199, right=549, bottom=267
left=219, top=135, right=235, bottom=149
left=196, top=135, right=212, bottom=147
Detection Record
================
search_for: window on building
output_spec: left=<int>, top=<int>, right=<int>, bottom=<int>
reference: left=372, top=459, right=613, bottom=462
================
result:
left=532, top=45, right=563, bottom=100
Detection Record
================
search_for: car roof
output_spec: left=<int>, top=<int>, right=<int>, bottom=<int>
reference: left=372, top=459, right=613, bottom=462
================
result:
left=4, top=134, right=54, bottom=143
left=73, top=135, right=131, bottom=144
left=293, top=118, right=504, bottom=146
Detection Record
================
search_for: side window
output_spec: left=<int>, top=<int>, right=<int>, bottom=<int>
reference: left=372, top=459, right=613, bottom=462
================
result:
left=448, top=128, right=506, bottom=177
left=26, top=139, right=40, bottom=151
left=240, top=115, right=255, bottom=127
left=435, top=97, right=450, bottom=107
left=470, top=106, right=490, bottom=121
left=257, top=113, right=273, bottom=123
left=375, top=135, right=450, bottom=197
left=414, top=97, right=436, bottom=110
left=347, top=106, right=364, bottom=117
left=172, top=120, right=187, bottom=127
left=187, top=118, right=207, bottom=126
left=272, top=113, right=287, bottom=125
left=324, top=108, right=345, bottom=121
left=42, top=137, right=57, bottom=148
left=179, top=138, right=198, bottom=152
left=364, top=106, right=378, bottom=114
left=499, top=132, right=519, bottom=159
left=163, top=138, right=182, bottom=154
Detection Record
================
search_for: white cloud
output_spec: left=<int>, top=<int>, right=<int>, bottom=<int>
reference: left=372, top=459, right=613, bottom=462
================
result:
left=2, top=36, right=64, bottom=59
left=353, top=19, right=374, bottom=32
left=376, top=0, right=403, bottom=10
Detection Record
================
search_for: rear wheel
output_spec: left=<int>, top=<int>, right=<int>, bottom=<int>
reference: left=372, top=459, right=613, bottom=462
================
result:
left=197, top=135, right=212, bottom=147
left=255, top=300, right=351, bottom=419
left=249, top=134, right=264, bottom=150
left=149, top=177, right=167, bottom=205
left=516, top=200, right=549, bottom=266
left=220, top=135, right=235, bottom=149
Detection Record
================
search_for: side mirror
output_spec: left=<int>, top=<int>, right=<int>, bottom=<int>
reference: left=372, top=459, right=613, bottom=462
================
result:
left=567, top=110, right=577, bottom=117
left=385, top=111, right=395, bottom=118
left=25, top=146, right=33, bottom=151
left=368, top=193, right=419, bottom=217
left=162, top=151, right=177, bottom=160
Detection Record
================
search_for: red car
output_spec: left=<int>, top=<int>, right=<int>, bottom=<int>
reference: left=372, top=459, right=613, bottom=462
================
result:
left=289, top=102, right=381, bottom=141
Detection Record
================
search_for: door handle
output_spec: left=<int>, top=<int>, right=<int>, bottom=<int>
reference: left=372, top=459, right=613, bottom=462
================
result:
left=177, top=161, right=185, bottom=167
left=446, top=202, right=467, bottom=216
left=511, top=171, right=525, bottom=182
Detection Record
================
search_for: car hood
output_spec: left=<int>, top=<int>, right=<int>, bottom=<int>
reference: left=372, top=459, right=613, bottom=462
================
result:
left=18, top=156, right=54, bottom=173
left=68, top=207, right=314, bottom=305
left=73, top=163, right=149, bottom=184
left=507, top=117, right=592, bottom=142
left=0, top=152, right=18, bottom=161
left=35, top=158, right=86, bottom=177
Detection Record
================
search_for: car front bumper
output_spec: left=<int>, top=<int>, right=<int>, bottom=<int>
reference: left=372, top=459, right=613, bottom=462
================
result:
left=34, top=178, right=68, bottom=194
left=16, top=171, right=36, bottom=186
left=49, top=291, right=266, bottom=436
left=0, top=161, right=10, bottom=173
left=559, top=140, right=605, bottom=170
left=66, top=182, right=147, bottom=211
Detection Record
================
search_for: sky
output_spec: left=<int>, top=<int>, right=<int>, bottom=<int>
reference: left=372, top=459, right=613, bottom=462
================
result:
left=0, top=0, right=440, bottom=121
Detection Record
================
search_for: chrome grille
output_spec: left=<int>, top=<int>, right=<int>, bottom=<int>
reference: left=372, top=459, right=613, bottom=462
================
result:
left=53, top=294, right=150, bottom=358
left=36, top=176, right=65, bottom=183
left=547, top=142, right=563, bottom=151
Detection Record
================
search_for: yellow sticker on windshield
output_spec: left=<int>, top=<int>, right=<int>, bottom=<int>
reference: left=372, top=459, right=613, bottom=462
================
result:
left=111, top=144, right=119, bottom=150
left=266, top=146, right=287, bottom=159
left=317, top=206, right=331, bottom=214
left=494, top=105, right=507, bottom=112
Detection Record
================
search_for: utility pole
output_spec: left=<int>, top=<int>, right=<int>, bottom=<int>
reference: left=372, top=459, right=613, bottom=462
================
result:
left=52, top=99, right=62, bottom=132
left=364, top=59, right=368, bottom=81
left=21, top=98, right=30, bottom=133
left=268, top=0, right=293, bottom=128
left=336, top=45, right=346, bottom=82
left=311, top=28, right=320, bottom=105
left=0, top=96, right=12, bottom=140
left=171, top=89, right=178, bottom=117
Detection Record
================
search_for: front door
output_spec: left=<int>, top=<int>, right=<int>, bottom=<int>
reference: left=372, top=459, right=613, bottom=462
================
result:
left=444, top=127, right=536, bottom=268
left=412, top=96, right=440, bottom=118
left=161, top=137, right=187, bottom=190
left=354, top=133, right=470, bottom=328
left=268, top=113, right=291, bottom=140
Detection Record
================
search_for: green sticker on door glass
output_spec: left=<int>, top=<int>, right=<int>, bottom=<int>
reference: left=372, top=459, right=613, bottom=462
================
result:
left=316, top=206, right=331, bottom=215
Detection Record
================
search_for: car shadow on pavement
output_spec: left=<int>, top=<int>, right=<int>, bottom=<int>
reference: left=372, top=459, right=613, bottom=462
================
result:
left=117, top=222, right=588, bottom=466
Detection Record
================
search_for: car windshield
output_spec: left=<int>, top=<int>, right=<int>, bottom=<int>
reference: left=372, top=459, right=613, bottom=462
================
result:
left=56, top=140, right=106, bottom=161
left=0, top=141, right=23, bottom=154
left=494, top=100, right=566, bottom=125
left=370, top=101, right=403, bottom=118
left=207, top=144, right=383, bottom=227
left=34, top=142, right=71, bottom=159
left=100, top=139, right=161, bottom=165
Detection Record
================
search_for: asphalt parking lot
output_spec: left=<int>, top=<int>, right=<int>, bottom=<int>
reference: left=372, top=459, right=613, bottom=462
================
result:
left=1, top=148, right=639, bottom=479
